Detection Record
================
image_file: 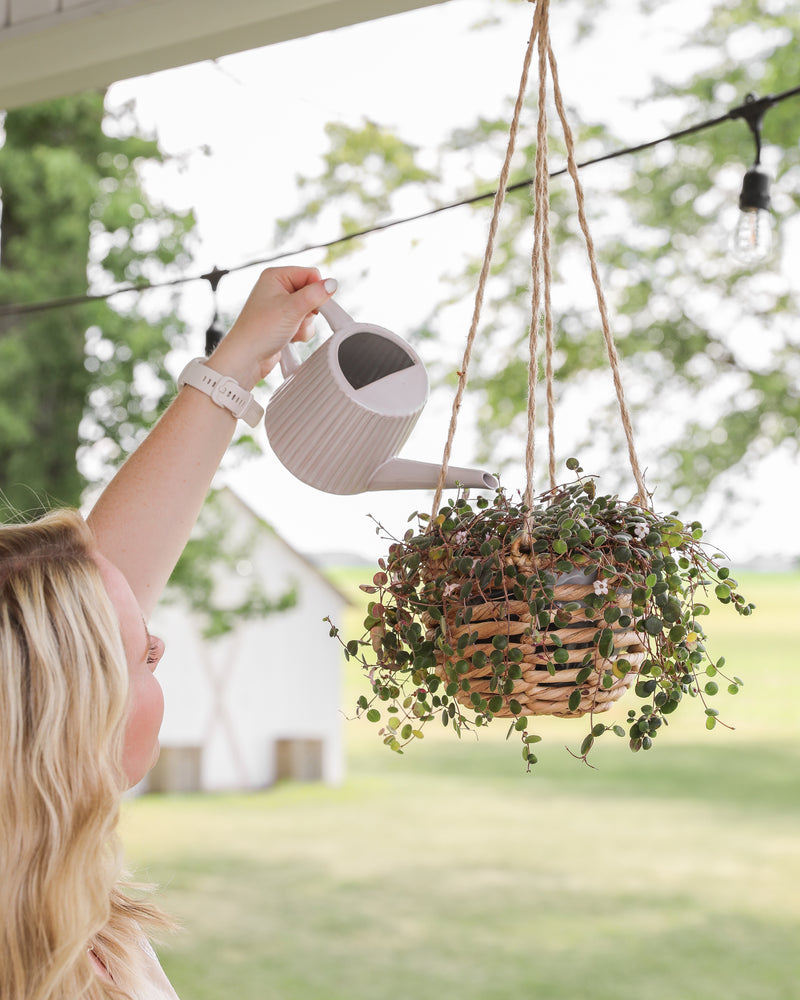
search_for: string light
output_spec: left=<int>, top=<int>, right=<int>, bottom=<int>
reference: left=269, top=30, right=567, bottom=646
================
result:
left=730, top=93, right=775, bottom=265
left=1, top=85, right=799, bottom=322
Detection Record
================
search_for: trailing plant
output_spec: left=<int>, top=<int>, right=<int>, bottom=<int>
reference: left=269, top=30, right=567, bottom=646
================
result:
left=332, top=461, right=754, bottom=768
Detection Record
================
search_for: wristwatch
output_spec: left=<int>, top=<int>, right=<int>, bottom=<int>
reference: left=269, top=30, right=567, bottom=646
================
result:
left=177, top=358, right=264, bottom=428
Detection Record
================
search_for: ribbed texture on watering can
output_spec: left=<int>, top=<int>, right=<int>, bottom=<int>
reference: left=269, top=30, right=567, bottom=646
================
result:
left=265, top=342, right=420, bottom=495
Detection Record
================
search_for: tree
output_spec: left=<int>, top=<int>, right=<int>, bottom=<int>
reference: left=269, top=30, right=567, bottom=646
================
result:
left=274, top=0, right=800, bottom=509
left=0, top=91, right=195, bottom=515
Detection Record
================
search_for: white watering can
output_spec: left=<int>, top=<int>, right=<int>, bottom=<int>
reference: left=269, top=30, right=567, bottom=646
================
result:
left=264, top=298, right=498, bottom=495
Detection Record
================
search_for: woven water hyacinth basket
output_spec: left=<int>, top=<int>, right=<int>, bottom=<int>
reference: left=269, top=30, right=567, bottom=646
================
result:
left=429, top=540, right=648, bottom=719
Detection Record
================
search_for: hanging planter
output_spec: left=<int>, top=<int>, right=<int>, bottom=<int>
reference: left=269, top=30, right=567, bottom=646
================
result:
left=342, top=464, right=752, bottom=767
left=333, top=0, right=755, bottom=767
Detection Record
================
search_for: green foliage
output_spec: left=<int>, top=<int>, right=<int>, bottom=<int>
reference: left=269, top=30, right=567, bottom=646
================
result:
left=334, top=460, right=753, bottom=768
left=586, top=0, right=800, bottom=495
left=0, top=91, right=195, bottom=510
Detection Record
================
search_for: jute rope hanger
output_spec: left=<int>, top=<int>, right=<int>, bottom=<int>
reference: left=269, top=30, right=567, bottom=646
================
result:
left=431, top=0, right=650, bottom=518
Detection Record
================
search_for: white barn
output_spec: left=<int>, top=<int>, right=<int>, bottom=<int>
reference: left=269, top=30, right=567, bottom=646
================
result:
left=140, top=487, right=350, bottom=793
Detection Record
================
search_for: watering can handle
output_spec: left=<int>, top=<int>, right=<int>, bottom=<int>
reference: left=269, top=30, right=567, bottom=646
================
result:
left=318, top=298, right=354, bottom=333
left=278, top=297, right=354, bottom=379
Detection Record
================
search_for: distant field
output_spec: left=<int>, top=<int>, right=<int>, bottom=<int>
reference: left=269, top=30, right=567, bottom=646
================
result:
left=122, top=571, right=800, bottom=1000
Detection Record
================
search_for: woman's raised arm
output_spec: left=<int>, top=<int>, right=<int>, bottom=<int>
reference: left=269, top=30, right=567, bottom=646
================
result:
left=87, top=266, right=336, bottom=617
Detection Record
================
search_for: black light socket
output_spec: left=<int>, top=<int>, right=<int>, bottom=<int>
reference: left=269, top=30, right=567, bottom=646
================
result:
left=739, top=166, right=772, bottom=212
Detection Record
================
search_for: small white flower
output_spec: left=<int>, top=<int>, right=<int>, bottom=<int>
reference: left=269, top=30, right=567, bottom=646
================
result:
left=593, top=578, right=609, bottom=596
left=443, top=582, right=460, bottom=596
left=634, top=523, right=648, bottom=540
left=452, top=531, right=468, bottom=545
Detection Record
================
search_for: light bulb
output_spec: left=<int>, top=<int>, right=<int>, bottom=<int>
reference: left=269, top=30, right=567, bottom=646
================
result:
left=730, top=166, right=774, bottom=265
left=731, top=206, right=774, bottom=264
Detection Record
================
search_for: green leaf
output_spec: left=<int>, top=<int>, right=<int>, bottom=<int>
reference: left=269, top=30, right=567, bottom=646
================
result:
left=598, top=628, right=615, bottom=658
left=643, top=616, right=664, bottom=636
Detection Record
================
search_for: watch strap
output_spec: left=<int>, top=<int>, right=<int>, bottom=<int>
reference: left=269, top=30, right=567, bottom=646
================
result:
left=177, top=358, right=264, bottom=428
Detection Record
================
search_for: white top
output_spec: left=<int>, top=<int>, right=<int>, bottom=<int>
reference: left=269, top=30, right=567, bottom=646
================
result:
left=137, top=939, right=180, bottom=1000
left=90, top=939, right=179, bottom=999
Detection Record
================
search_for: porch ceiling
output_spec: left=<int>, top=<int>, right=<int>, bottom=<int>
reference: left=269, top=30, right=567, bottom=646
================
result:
left=0, top=0, right=449, bottom=110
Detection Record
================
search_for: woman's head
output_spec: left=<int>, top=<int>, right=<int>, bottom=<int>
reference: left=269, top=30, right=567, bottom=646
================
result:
left=0, top=509, right=164, bottom=998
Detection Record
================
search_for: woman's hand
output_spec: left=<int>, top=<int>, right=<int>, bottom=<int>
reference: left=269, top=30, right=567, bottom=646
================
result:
left=207, top=266, right=338, bottom=390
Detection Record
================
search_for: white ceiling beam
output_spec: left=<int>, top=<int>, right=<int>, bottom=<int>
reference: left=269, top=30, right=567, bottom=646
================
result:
left=0, top=0, right=449, bottom=110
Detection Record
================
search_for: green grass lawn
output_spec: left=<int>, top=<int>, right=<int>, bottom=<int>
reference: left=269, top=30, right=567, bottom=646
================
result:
left=121, top=571, right=800, bottom=1000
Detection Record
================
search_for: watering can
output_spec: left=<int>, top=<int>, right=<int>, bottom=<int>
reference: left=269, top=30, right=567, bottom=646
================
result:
left=264, top=298, right=498, bottom=495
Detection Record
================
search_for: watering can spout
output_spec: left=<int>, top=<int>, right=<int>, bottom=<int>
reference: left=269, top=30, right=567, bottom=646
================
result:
left=365, top=457, right=498, bottom=493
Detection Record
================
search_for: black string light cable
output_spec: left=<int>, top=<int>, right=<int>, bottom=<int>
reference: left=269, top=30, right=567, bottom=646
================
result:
left=1, top=84, right=799, bottom=322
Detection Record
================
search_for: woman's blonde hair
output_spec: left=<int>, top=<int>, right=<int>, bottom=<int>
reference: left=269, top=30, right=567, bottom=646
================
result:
left=0, top=509, right=170, bottom=1000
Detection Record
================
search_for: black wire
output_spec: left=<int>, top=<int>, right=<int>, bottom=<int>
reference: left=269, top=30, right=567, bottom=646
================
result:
left=2, top=85, right=799, bottom=322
